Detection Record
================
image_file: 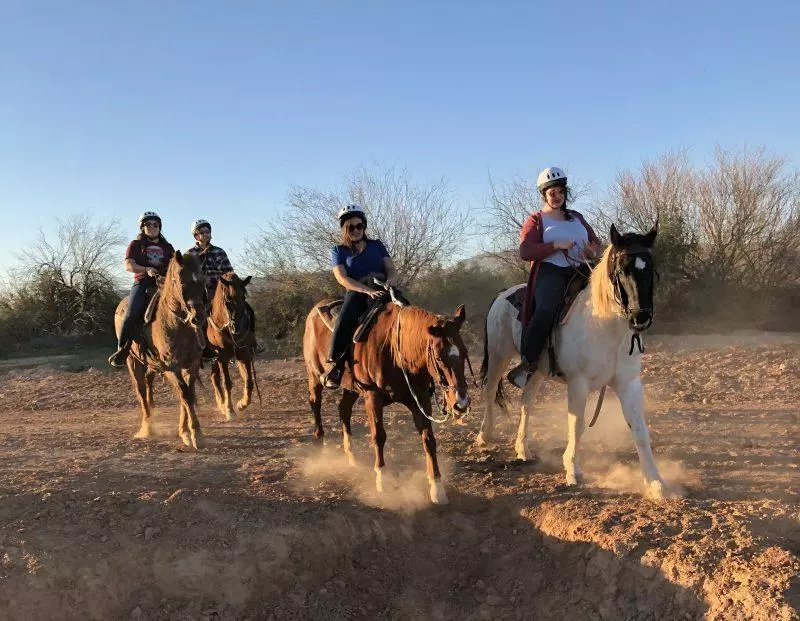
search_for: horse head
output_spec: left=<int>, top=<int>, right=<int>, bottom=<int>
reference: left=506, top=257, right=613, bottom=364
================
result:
left=167, top=250, right=208, bottom=332
left=607, top=219, right=659, bottom=332
left=214, top=272, right=252, bottom=335
left=426, top=304, right=471, bottom=414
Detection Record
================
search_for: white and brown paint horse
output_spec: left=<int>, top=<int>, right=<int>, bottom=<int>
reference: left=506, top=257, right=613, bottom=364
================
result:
left=477, top=222, right=667, bottom=499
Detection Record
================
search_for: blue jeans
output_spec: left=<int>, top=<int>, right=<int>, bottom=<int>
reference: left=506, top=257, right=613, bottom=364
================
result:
left=117, top=276, right=157, bottom=347
left=328, top=290, right=369, bottom=363
left=520, top=262, right=573, bottom=365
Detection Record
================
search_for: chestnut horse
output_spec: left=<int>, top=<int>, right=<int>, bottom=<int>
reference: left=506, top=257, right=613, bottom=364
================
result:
left=114, top=250, right=208, bottom=448
left=304, top=297, right=471, bottom=504
left=206, top=272, right=257, bottom=421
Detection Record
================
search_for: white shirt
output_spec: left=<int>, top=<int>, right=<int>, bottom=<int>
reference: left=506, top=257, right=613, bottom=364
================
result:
left=541, top=212, right=589, bottom=267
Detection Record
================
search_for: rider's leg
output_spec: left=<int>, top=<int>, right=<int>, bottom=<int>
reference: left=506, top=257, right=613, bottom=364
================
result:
left=109, top=277, right=153, bottom=367
left=321, top=290, right=369, bottom=389
left=507, top=263, right=571, bottom=387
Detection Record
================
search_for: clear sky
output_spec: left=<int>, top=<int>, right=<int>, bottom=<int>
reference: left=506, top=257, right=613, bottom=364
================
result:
left=2, top=0, right=799, bottom=280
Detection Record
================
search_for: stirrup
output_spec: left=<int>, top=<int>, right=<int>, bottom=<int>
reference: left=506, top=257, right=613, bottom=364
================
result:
left=506, top=361, right=532, bottom=389
left=108, top=347, right=129, bottom=368
left=320, top=364, right=344, bottom=389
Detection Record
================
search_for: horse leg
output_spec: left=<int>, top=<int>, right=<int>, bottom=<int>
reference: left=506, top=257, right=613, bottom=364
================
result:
left=563, top=378, right=588, bottom=486
left=183, top=370, right=205, bottom=449
left=476, top=351, right=511, bottom=447
left=167, top=371, right=204, bottom=449
left=210, top=362, right=229, bottom=421
left=515, top=373, right=544, bottom=461
left=338, top=389, right=358, bottom=466
left=235, top=358, right=253, bottom=412
left=308, top=375, right=324, bottom=445
left=364, top=392, right=388, bottom=493
left=220, top=360, right=236, bottom=421
left=145, top=371, right=156, bottom=411
left=614, top=376, right=665, bottom=499
left=411, top=402, right=448, bottom=505
left=128, top=357, right=152, bottom=439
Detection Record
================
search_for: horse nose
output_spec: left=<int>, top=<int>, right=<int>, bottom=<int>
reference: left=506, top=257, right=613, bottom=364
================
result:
left=631, top=310, right=652, bottom=331
left=455, top=393, right=471, bottom=412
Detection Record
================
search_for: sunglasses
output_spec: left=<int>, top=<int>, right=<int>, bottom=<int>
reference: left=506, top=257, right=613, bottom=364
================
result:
left=347, top=222, right=366, bottom=232
left=143, top=221, right=161, bottom=228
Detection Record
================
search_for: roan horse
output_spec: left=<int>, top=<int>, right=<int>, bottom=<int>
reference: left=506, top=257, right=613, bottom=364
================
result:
left=206, top=272, right=257, bottom=421
left=114, top=250, right=208, bottom=449
left=304, top=292, right=472, bottom=504
left=477, top=222, right=668, bottom=499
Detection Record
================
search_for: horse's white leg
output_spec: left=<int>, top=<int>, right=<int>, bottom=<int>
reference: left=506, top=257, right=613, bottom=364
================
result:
left=515, top=373, right=544, bottom=461
left=614, top=377, right=665, bottom=499
left=476, top=352, right=511, bottom=446
left=563, top=378, right=588, bottom=485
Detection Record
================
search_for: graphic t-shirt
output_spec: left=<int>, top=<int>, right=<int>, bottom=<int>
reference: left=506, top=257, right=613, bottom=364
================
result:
left=125, top=238, right=175, bottom=281
left=330, top=239, right=390, bottom=282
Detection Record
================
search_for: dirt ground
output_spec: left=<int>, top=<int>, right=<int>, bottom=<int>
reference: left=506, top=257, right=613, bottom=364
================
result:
left=0, top=333, right=797, bottom=620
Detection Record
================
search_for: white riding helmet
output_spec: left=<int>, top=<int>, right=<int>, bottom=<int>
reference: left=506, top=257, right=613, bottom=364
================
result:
left=138, top=211, right=162, bottom=227
left=191, top=219, right=211, bottom=235
left=337, top=204, right=367, bottom=227
left=536, top=167, right=568, bottom=193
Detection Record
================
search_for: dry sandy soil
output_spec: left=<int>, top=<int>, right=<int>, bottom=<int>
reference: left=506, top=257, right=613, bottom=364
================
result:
left=0, top=333, right=797, bottom=620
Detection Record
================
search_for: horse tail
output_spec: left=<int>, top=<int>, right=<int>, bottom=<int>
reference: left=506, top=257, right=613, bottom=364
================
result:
left=480, top=293, right=510, bottom=412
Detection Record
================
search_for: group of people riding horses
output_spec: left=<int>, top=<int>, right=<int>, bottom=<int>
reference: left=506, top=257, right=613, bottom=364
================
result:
left=110, top=165, right=599, bottom=392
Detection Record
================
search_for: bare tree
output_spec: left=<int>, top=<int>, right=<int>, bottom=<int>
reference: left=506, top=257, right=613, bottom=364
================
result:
left=243, top=165, right=471, bottom=287
left=9, top=214, right=125, bottom=335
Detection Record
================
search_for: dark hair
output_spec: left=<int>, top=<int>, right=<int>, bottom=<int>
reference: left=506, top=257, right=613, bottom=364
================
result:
left=136, top=231, right=170, bottom=244
left=340, top=218, right=369, bottom=254
left=542, top=184, right=574, bottom=221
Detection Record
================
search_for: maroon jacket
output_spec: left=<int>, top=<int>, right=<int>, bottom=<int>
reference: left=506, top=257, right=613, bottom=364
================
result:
left=519, top=210, right=600, bottom=327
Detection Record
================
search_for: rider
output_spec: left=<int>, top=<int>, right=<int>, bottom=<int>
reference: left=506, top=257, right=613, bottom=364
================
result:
left=506, top=167, right=602, bottom=388
left=108, top=212, right=175, bottom=367
left=186, top=219, right=264, bottom=355
left=320, top=204, right=396, bottom=389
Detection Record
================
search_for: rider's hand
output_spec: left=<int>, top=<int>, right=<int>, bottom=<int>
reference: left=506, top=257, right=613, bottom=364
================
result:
left=145, top=267, right=159, bottom=278
left=366, top=289, right=383, bottom=299
left=583, top=241, right=603, bottom=259
left=553, top=239, right=576, bottom=251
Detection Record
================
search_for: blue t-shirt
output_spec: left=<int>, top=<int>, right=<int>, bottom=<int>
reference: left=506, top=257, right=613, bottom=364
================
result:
left=331, top=239, right=390, bottom=282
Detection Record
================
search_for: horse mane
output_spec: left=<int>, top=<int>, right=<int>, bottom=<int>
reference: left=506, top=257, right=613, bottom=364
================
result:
left=390, top=306, right=439, bottom=373
left=162, top=253, right=202, bottom=306
left=589, top=246, right=618, bottom=320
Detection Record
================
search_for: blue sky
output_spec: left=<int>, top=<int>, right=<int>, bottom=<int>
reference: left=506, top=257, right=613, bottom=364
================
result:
left=2, top=1, right=799, bottom=280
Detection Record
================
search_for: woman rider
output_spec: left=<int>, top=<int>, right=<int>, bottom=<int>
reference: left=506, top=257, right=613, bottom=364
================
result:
left=320, top=204, right=396, bottom=389
left=507, top=167, right=602, bottom=388
left=108, top=212, right=175, bottom=367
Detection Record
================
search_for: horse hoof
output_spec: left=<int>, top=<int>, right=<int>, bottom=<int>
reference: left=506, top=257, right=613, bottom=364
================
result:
left=475, top=432, right=493, bottom=447
left=236, top=400, right=249, bottom=411
left=192, top=434, right=206, bottom=450
left=647, top=479, right=666, bottom=501
left=565, top=471, right=585, bottom=487
left=430, top=483, right=449, bottom=505
left=133, top=428, right=150, bottom=440
left=180, top=432, right=192, bottom=447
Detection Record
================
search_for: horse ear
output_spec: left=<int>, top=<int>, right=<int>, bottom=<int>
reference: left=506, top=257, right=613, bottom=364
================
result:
left=174, top=250, right=184, bottom=265
left=609, top=224, right=623, bottom=247
left=453, top=304, right=466, bottom=328
left=644, top=218, right=659, bottom=247
left=220, top=273, right=232, bottom=284
left=243, top=275, right=252, bottom=286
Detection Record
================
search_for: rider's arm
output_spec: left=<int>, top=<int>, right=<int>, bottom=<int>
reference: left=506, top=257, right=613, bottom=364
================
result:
left=383, top=257, right=396, bottom=286
left=332, top=265, right=378, bottom=295
left=519, top=213, right=557, bottom=262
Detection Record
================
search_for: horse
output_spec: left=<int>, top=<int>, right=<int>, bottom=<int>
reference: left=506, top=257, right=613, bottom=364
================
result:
left=303, top=292, right=471, bottom=504
left=206, top=272, right=257, bottom=421
left=113, top=250, right=208, bottom=449
left=477, top=222, right=667, bottom=499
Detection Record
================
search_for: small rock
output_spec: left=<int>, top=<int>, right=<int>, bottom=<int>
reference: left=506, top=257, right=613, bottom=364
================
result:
left=100, top=535, right=108, bottom=543
left=130, top=607, right=143, bottom=620
left=476, top=579, right=486, bottom=590
left=486, top=594, right=503, bottom=606
left=144, top=527, right=160, bottom=542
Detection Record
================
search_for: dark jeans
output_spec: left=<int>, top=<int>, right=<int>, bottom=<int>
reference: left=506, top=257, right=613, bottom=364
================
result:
left=520, top=262, right=574, bottom=365
left=328, top=290, right=369, bottom=363
left=118, top=276, right=157, bottom=348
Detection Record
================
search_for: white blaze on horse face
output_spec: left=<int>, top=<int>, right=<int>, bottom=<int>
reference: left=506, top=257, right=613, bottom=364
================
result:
left=634, top=257, right=647, bottom=271
left=448, top=344, right=460, bottom=359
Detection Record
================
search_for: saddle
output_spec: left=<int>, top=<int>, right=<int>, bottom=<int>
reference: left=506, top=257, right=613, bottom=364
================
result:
left=317, top=293, right=389, bottom=344
left=506, top=263, right=594, bottom=376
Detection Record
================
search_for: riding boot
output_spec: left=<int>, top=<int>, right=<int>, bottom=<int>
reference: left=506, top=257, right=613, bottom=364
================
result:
left=108, top=342, right=131, bottom=368
left=320, top=357, right=346, bottom=390
left=506, top=357, right=534, bottom=389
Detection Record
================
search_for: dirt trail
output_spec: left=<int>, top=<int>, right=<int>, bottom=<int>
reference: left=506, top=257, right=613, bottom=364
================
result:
left=0, top=337, right=798, bottom=620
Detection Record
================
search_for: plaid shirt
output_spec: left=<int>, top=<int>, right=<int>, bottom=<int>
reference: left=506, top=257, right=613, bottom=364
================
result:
left=186, top=243, right=233, bottom=297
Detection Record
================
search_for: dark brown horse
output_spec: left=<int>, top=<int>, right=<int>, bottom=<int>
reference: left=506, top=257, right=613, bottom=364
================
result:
left=206, top=272, right=256, bottom=421
left=114, top=250, right=207, bottom=448
left=303, top=298, right=471, bottom=504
